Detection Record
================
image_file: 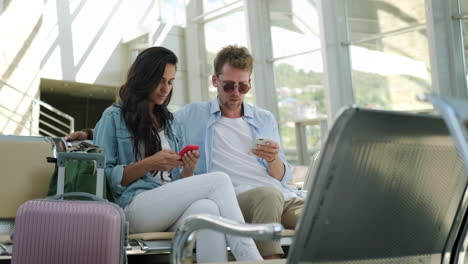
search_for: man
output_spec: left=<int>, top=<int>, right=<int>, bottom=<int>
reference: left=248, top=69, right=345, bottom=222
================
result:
left=67, top=45, right=303, bottom=258
left=174, top=45, right=303, bottom=259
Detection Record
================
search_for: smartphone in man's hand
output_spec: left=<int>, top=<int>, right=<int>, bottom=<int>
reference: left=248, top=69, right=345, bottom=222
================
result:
left=249, top=137, right=272, bottom=154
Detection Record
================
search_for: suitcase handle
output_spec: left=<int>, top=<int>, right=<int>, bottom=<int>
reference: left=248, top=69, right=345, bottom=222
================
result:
left=56, top=152, right=106, bottom=198
left=57, top=152, right=105, bottom=168
left=48, top=192, right=107, bottom=202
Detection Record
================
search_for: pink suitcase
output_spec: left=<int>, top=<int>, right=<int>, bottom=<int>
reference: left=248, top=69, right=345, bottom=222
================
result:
left=11, top=152, right=127, bottom=264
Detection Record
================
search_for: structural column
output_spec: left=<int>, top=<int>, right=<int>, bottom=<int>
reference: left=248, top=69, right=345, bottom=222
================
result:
left=243, top=0, right=279, bottom=119
left=425, top=0, right=467, bottom=99
left=184, top=0, right=209, bottom=103
left=318, top=0, right=354, bottom=126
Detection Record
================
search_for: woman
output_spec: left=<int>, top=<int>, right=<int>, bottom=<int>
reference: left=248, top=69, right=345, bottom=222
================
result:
left=93, top=47, right=262, bottom=262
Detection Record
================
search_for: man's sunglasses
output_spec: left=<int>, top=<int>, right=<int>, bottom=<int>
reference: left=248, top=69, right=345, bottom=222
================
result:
left=220, top=81, right=251, bottom=94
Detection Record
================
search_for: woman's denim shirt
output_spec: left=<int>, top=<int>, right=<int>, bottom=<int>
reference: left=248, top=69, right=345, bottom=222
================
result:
left=93, top=105, right=185, bottom=208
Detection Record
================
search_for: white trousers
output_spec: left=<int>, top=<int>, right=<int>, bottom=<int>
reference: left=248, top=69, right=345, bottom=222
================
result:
left=124, top=172, right=262, bottom=263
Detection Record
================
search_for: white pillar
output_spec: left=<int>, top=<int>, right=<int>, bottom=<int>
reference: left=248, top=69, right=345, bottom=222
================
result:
left=243, top=0, right=279, bottom=119
left=184, top=0, right=209, bottom=103
left=425, top=0, right=467, bottom=99
left=318, top=0, right=354, bottom=126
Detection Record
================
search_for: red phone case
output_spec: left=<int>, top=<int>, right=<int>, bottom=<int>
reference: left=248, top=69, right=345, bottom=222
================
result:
left=178, top=145, right=199, bottom=157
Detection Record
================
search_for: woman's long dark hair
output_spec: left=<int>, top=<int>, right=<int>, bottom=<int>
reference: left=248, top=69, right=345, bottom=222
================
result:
left=118, top=46, right=178, bottom=160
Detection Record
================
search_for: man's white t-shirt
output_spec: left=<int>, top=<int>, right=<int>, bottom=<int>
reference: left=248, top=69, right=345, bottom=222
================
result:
left=211, top=117, right=296, bottom=200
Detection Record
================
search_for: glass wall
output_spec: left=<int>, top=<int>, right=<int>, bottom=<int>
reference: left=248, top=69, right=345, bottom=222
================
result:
left=203, top=9, right=250, bottom=100
left=460, top=0, right=468, bottom=84
left=203, top=0, right=239, bottom=13
left=184, top=0, right=468, bottom=165
left=198, top=1, right=252, bottom=101
left=160, top=0, right=186, bottom=25
left=346, top=0, right=431, bottom=111
left=269, top=0, right=325, bottom=164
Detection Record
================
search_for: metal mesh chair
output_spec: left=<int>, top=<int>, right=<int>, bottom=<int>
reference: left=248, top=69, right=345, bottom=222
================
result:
left=421, top=94, right=468, bottom=264
left=289, top=106, right=467, bottom=264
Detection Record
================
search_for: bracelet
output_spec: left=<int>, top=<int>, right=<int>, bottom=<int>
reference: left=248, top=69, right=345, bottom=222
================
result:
left=266, top=157, right=276, bottom=163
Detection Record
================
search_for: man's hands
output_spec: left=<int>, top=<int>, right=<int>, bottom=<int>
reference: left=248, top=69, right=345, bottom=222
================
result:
left=180, top=150, right=200, bottom=178
left=252, top=140, right=285, bottom=181
left=252, top=140, right=279, bottom=163
left=66, top=130, right=92, bottom=141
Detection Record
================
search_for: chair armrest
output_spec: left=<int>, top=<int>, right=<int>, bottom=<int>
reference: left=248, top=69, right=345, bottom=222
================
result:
left=171, top=214, right=283, bottom=264
left=420, top=94, right=468, bottom=166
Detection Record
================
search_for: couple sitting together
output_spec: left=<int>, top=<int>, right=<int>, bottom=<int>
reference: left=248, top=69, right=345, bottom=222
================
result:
left=69, top=45, right=304, bottom=262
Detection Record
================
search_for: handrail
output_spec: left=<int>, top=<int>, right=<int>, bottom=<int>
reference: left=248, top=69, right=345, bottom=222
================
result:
left=39, top=119, right=70, bottom=136
left=0, top=103, right=27, bottom=121
left=278, top=116, right=328, bottom=165
left=0, top=79, right=74, bottom=122
left=38, top=128, right=57, bottom=138
left=39, top=110, right=72, bottom=130
left=0, top=109, right=40, bottom=136
left=0, top=79, right=75, bottom=136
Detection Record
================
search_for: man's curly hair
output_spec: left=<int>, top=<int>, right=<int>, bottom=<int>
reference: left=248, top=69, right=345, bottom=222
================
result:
left=214, top=45, right=254, bottom=76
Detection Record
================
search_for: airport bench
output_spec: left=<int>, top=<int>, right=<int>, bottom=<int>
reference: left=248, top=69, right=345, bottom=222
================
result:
left=0, top=135, right=295, bottom=259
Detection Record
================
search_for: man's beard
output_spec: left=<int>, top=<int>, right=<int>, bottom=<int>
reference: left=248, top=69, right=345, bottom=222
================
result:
left=222, top=99, right=242, bottom=110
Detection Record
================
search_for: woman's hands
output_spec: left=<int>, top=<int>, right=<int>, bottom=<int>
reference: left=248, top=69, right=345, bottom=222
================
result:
left=150, top=149, right=199, bottom=178
left=180, top=150, right=200, bottom=178
left=147, top=150, right=183, bottom=171
left=122, top=150, right=181, bottom=186
left=122, top=149, right=199, bottom=186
